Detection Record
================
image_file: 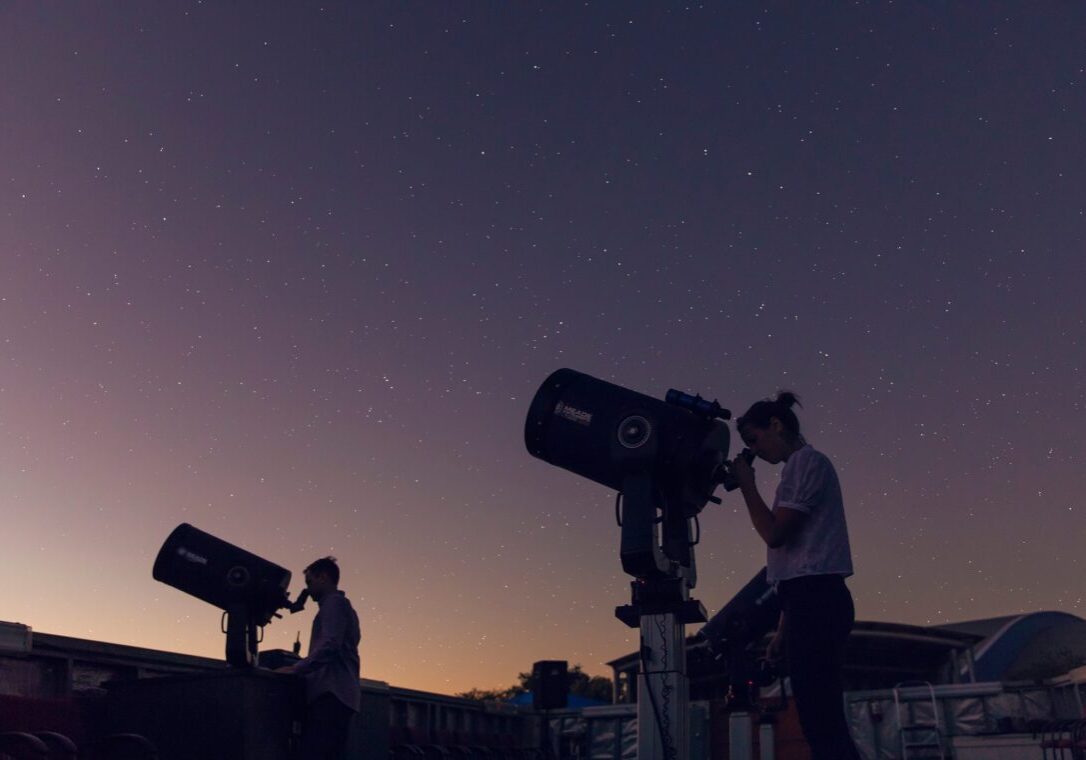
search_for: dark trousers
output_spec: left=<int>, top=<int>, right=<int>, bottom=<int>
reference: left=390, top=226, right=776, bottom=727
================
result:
left=779, top=574, right=862, bottom=760
left=298, top=693, right=354, bottom=760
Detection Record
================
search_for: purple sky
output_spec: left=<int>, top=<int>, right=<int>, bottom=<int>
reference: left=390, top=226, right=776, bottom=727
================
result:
left=1, top=3, right=1083, bottom=693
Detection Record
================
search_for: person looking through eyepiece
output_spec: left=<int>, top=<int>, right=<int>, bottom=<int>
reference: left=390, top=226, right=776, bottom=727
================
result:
left=729, top=392, right=860, bottom=760
left=275, top=557, right=360, bottom=760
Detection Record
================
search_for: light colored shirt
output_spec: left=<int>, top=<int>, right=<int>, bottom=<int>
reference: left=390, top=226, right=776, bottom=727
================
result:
left=293, top=589, right=361, bottom=711
left=766, top=444, right=854, bottom=584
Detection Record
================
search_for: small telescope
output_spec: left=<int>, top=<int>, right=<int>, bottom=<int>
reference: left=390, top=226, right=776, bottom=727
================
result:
left=153, top=523, right=305, bottom=667
left=696, top=567, right=782, bottom=713
left=697, top=567, right=780, bottom=659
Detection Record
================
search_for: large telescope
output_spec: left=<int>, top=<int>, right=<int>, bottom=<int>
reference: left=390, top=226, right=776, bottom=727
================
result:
left=526, top=368, right=731, bottom=583
left=153, top=523, right=302, bottom=667
left=525, top=368, right=735, bottom=760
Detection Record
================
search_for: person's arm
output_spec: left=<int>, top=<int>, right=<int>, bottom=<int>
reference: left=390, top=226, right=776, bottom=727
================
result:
left=766, top=610, right=786, bottom=663
left=732, top=455, right=807, bottom=548
left=290, top=596, right=349, bottom=676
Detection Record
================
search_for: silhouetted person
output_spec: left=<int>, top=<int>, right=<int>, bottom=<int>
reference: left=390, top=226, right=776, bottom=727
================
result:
left=730, top=392, right=861, bottom=760
left=277, top=556, right=360, bottom=760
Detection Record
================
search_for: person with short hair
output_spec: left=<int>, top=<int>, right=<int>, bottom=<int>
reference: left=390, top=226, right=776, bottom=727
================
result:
left=730, top=392, right=861, bottom=760
left=277, top=556, right=361, bottom=760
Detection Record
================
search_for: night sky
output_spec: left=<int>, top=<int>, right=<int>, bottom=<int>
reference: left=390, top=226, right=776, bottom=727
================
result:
left=2, top=3, right=1084, bottom=694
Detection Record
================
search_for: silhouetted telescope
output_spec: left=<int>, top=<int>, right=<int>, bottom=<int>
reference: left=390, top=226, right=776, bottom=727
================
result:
left=697, top=567, right=780, bottom=657
left=525, top=368, right=731, bottom=581
left=696, top=567, right=781, bottom=709
left=526, top=369, right=737, bottom=759
left=153, top=523, right=297, bottom=667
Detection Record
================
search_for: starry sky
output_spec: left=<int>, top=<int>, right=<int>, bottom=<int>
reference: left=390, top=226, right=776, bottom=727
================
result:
left=1, top=3, right=1084, bottom=694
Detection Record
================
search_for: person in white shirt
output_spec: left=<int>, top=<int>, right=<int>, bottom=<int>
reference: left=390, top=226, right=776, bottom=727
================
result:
left=730, top=391, right=860, bottom=760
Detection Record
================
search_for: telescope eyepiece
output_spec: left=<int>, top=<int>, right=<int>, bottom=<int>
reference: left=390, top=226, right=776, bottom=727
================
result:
left=717, top=447, right=756, bottom=492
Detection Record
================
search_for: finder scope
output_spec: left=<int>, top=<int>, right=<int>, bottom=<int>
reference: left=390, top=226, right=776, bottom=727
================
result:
left=664, top=389, right=731, bottom=422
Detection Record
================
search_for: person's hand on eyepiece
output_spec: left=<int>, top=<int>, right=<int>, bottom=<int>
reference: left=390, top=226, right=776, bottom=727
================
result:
left=730, top=449, right=756, bottom=491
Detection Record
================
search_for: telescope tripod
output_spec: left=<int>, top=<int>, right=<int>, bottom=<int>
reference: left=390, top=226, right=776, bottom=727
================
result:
left=617, top=577, right=706, bottom=760
left=222, top=605, right=262, bottom=667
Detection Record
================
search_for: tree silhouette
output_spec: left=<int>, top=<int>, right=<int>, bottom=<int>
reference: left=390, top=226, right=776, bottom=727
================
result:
left=457, top=663, right=612, bottom=703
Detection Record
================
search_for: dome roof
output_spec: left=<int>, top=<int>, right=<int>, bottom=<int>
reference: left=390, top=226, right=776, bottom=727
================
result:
left=936, top=611, right=1086, bottom=681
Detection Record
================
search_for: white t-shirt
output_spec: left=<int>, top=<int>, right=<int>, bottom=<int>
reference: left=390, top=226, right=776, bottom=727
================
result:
left=766, top=444, right=854, bottom=584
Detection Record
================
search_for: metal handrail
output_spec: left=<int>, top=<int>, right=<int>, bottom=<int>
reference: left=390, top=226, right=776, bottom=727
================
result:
left=893, top=681, right=945, bottom=759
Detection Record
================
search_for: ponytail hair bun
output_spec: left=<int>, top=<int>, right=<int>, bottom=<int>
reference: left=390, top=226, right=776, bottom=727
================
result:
left=736, top=390, right=803, bottom=439
left=775, top=391, right=801, bottom=410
